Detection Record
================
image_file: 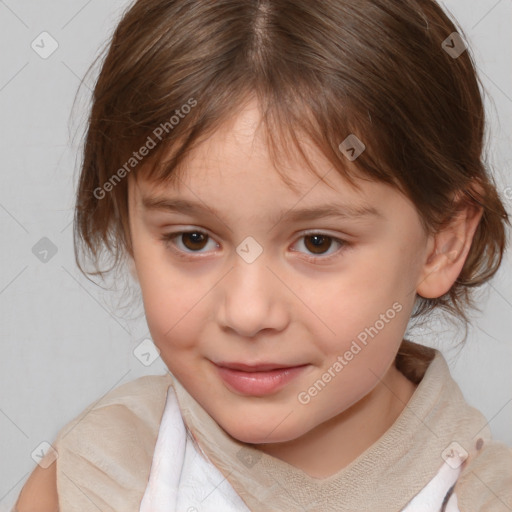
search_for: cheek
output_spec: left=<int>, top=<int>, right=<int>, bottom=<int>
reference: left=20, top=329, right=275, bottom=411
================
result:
left=300, top=347, right=396, bottom=427
left=132, top=240, right=206, bottom=350
left=309, top=259, right=409, bottom=341
left=320, top=300, right=406, bottom=379
left=141, top=277, right=204, bottom=352
left=306, top=262, right=410, bottom=390
left=299, top=305, right=406, bottom=422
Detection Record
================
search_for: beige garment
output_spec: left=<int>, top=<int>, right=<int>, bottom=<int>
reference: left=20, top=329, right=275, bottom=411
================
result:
left=16, top=341, right=512, bottom=511
left=173, top=341, right=512, bottom=511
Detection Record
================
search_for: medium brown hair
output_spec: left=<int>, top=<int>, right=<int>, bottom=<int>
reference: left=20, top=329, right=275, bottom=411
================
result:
left=73, top=0, right=510, bottom=331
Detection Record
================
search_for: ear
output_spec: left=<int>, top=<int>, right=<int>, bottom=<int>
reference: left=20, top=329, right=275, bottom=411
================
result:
left=416, top=195, right=483, bottom=299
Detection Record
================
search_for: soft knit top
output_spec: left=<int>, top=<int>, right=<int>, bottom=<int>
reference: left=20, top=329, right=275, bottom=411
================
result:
left=18, top=340, right=512, bottom=511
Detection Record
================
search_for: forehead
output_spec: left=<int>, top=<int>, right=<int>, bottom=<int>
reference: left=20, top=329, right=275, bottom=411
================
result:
left=128, top=98, right=411, bottom=225
left=131, top=156, right=374, bottom=220
left=133, top=101, right=361, bottom=193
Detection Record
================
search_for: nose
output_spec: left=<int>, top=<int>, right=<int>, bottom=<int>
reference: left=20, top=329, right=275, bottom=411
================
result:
left=217, top=256, right=290, bottom=338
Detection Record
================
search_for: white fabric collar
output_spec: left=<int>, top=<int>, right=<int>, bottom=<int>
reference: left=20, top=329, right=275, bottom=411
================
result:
left=140, top=384, right=250, bottom=512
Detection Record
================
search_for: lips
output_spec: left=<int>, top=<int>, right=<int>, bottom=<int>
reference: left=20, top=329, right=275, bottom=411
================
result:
left=215, top=361, right=304, bottom=372
left=213, top=361, right=310, bottom=395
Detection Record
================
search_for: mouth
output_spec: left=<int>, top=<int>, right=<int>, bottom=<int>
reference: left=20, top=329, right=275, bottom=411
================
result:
left=215, top=361, right=306, bottom=372
left=212, top=361, right=310, bottom=396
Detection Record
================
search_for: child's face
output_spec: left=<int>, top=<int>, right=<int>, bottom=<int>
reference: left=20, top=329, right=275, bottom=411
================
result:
left=128, top=99, right=432, bottom=444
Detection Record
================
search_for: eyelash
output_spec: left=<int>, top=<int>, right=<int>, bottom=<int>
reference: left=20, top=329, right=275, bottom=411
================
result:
left=159, top=229, right=350, bottom=263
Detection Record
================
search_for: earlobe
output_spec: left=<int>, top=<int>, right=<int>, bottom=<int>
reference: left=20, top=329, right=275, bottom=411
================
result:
left=416, top=202, right=483, bottom=299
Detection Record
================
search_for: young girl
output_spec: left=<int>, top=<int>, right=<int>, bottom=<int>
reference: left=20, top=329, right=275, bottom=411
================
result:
left=14, top=0, right=512, bottom=510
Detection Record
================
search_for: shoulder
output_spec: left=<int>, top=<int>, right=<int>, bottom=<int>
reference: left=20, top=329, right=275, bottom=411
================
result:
left=65, top=372, right=173, bottom=427
left=15, top=373, right=174, bottom=512
left=13, top=463, right=58, bottom=512
left=455, top=438, right=512, bottom=511
left=56, top=373, right=173, bottom=492
left=55, top=372, right=173, bottom=445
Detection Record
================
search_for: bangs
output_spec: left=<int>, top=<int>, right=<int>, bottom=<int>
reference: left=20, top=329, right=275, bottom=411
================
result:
left=129, top=79, right=397, bottom=201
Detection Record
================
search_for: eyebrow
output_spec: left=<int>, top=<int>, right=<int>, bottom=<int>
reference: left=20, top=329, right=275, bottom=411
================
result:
left=141, top=196, right=383, bottom=224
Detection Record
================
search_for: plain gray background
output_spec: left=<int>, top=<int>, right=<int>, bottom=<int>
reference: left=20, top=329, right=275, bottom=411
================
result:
left=1, top=0, right=511, bottom=509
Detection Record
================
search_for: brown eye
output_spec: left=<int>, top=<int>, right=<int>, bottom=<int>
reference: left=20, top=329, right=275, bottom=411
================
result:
left=304, top=234, right=334, bottom=255
left=161, top=229, right=219, bottom=257
left=290, top=232, right=348, bottom=262
left=181, top=232, right=209, bottom=251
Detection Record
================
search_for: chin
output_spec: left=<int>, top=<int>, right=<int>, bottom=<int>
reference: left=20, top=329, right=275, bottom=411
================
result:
left=218, top=415, right=308, bottom=445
